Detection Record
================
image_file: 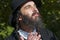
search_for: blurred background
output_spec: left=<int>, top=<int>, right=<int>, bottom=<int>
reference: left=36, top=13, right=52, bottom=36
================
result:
left=0, top=0, right=60, bottom=40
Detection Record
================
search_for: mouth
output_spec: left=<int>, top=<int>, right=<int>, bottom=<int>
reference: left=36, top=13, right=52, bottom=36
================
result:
left=32, top=12, right=39, bottom=21
left=32, top=12, right=39, bottom=17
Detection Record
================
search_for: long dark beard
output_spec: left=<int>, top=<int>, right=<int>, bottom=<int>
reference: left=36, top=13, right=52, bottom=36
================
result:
left=23, top=15, right=36, bottom=29
left=17, top=9, right=44, bottom=30
left=20, top=15, right=44, bottom=29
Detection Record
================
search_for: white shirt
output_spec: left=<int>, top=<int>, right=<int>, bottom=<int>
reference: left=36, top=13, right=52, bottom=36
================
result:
left=17, top=28, right=36, bottom=40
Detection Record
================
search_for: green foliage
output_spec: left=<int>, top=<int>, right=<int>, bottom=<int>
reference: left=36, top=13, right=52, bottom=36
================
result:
left=41, top=0, right=60, bottom=39
left=0, top=23, right=14, bottom=40
left=0, top=0, right=60, bottom=40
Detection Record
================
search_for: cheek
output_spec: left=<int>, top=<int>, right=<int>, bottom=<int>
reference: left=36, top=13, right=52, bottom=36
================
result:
left=24, top=9, right=33, bottom=17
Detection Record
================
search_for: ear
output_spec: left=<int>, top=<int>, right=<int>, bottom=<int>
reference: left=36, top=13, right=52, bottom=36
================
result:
left=19, top=16, right=22, bottom=21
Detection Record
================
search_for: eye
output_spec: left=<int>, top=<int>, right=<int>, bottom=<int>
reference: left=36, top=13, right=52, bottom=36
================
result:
left=24, top=5, right=31, bottom=9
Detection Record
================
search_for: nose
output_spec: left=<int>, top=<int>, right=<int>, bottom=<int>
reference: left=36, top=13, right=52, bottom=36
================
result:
left=32, top=6, right=38, bottom=12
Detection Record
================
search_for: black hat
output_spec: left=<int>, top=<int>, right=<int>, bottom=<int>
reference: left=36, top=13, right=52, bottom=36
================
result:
left=11, top=0, right=41, bottom=11
left=11, top=0, right=32, bottom=11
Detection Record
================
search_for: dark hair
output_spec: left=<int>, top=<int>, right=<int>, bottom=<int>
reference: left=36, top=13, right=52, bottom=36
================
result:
left=11, top=7, right=21, bottom=30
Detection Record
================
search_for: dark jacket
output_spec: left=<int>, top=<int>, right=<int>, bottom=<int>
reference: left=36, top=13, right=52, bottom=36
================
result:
left=5, top=28, right=58, bottom=40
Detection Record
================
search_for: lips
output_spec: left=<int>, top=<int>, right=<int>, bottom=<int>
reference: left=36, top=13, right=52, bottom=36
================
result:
left=31, top=13, right=39, bottom=21
left=32, top=13, right=39, bottom=17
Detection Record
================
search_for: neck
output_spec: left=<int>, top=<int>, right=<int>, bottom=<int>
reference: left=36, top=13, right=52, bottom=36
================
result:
left=20, top=25, right=34, bottom=33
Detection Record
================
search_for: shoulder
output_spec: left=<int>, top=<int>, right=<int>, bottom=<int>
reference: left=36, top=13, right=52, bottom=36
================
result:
left=37, top=28, right=58, bottom=40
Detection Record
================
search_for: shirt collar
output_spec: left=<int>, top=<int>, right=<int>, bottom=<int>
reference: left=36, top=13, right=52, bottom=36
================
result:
left=17, top=28, right=36, bottom=39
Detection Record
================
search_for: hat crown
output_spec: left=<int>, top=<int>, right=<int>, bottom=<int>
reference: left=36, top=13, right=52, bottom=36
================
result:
left=11, top=0, right=31, bottom=11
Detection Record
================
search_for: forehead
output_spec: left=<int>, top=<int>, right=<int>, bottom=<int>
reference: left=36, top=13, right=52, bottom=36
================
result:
left=22, top=1, right=35, bottom=7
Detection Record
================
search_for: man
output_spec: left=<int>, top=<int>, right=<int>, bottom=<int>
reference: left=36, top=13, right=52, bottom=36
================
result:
left=5, top=0, right=58, bottom=40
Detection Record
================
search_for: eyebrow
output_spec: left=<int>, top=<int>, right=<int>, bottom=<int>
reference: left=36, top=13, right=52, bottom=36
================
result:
left=24, top=3, right=36, bottom=9
left=24, top=5, right=31, bottom=9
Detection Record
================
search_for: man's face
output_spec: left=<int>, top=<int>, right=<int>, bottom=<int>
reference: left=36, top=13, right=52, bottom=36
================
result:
left=20, top=1, right=40, bottom=22
left=19, top=1, right=43, bottom=29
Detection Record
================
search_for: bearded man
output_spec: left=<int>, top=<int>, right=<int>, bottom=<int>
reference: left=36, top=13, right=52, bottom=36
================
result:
left=5, top=0, right=58, bottom=40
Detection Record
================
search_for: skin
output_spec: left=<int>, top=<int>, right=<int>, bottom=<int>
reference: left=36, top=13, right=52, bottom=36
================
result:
left=20, top=32, right=42, bottom=40
left=19, top=1, right=42, bottom=40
